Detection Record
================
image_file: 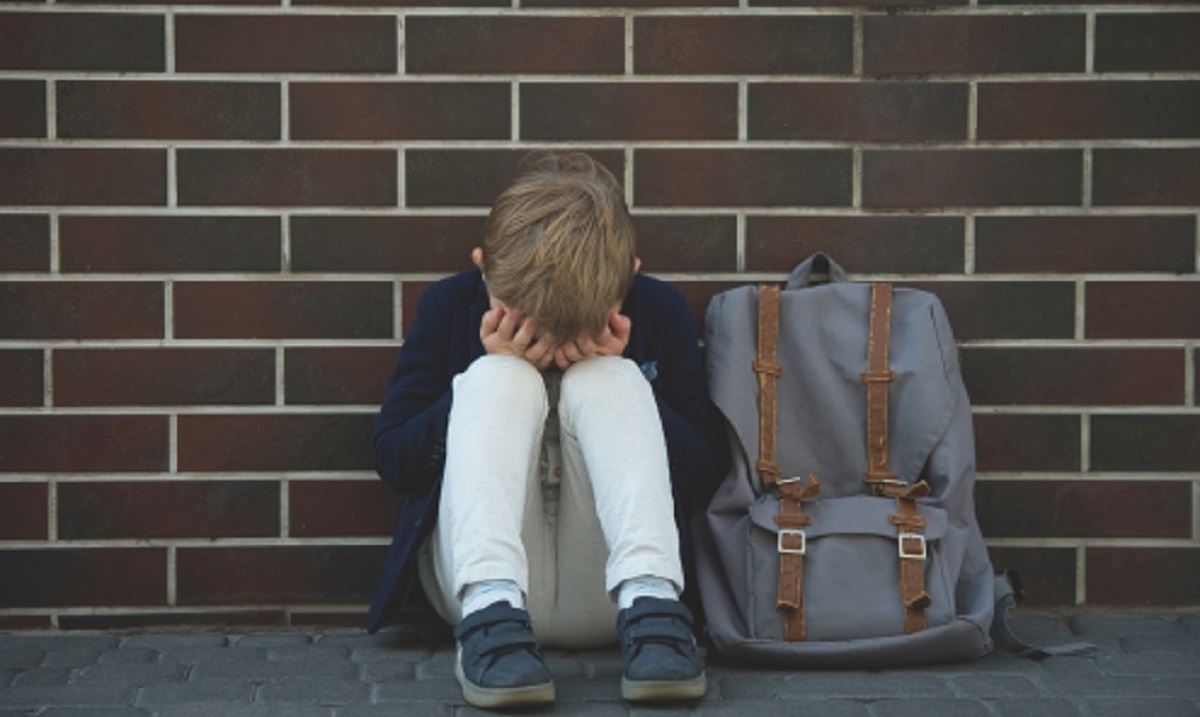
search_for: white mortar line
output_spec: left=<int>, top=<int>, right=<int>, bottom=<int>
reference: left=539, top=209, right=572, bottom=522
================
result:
left=164, top=279, right=174, bottom=341
left=280, top=477, right=291, bottom=539
left=736, top=213, right=746, bottom=274
left=165, top=9, right=175, bottom=74
left=624, top=146, right=634, bottom=208
left=1085, top=12, right=1096, bottom=75
left=46, top=79, right=56, bottom=141
left=1080, top=413, right=1091, bottom=473
left=167, top=147, right=178, bottom=208
left=1082, top=147, right=1093, bottom=209
left=280, top=81, right=290, bottom=141
left=967, top=81, right=978, bottom=142
left=47, top=478, right=58, bottom=542
left=737, top=81, right=747, bottom=142
left=851, top=147, right=862, bottom=210
left=393, top=278, right=404, bottom=340
left=48, top=212, right=60, bottom=274
left=397, top=148, right=406, bottom=208
left=625, top=14, right=634, bottom=76
left=1185, top=345, right=1196, bottom=408
left=1194, top=481, right=1200, bottom=541
left=397, top=15, right=405, bottom=76
left=166, top=546, right=177, bottom=607
left=43, top=349, right=53, bottom=409
left=169, top=413, right=178, bottom=474
left=852, top=13, right=863, bottom=78
left=1076, top=547, right=1087, bottom=606
left=1075, top=279, right=1086, bottom=341
left=275, top=347, right=286, bottom=407
left=511, top=82, right=520, bottom=141
left=964, top=214, right=975, bottom=275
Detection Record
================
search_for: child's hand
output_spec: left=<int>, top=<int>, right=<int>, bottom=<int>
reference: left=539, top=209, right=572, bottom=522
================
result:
left=553, top=311, right=632, bottom=370
left=480, top=306, right=557, bottom=371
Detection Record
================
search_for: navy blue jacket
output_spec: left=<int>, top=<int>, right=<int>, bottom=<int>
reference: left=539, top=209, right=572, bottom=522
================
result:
left=367, top=268, right=729, bottom=632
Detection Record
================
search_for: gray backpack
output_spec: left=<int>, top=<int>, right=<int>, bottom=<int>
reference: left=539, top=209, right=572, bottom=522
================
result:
left=695, top=254, right=996, bottom=668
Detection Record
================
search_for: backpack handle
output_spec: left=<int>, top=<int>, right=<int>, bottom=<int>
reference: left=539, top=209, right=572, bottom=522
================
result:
left=785, top=253, right=849, bottom=290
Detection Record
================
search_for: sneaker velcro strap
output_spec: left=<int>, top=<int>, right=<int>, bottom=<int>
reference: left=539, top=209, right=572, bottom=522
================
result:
left=453, top=603, right=530, bottom=639
left=476, top=630, right=540, bottom=657
left=625, top=621, right=694, bottom=646
left=623, top=599, right=693, bottom=625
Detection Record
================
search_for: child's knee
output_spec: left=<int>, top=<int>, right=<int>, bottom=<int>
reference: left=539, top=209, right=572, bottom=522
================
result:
left=559, top=356, right=645, bottom=411
left=456, top=355, right=547, bottom=413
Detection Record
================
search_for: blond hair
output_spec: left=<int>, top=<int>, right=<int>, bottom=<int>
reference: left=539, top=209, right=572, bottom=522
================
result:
left=481, top=153, right=636, bottom=342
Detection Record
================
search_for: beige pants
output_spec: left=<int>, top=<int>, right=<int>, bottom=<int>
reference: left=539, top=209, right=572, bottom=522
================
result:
left=418, top=355, right=683, bottom=649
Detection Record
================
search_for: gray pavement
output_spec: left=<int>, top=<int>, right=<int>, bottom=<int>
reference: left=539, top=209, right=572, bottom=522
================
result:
left=2, top=612, right=1199, bottom=716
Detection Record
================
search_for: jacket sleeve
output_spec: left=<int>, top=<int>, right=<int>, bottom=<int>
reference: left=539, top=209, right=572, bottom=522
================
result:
left=372, top=283, right=456, bottom=495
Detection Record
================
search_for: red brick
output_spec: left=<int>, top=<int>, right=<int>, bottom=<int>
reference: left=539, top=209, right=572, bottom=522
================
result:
left=0, top=13, right=164, bottom=72
left=0, top=548, right=165, bottom=608
left=285, top=347, right=398, bottom=405
left=60, top=611, right=286, bottom=631
left=406, top=149, right=623, bottom=207
left=289, top=479, right=401, bottom=537
left=962, top=348, right=1185, bottom=406
left=291, top=82, right=508, bottom=140
left=750, top=82, right=967, bottom=141
left=1091, top=415, right=1200, bottom=473
left=0, top=350, right=43, bottom=407
left=635, top=16, right=852, bottom=75
left=745, top=216, right=964, bottom=274
left=177, top=413, right=376, bottom=472
left=985, top=546, right=1075, bottom=606
left=863, top=150, right=1081, bottom=209
left=756, top=0, right=961, bottom=6
left=635, top=149, right=851, bottom=208
left=60, top=215, right=280, bottom=273
left=178, top=149, right=396, bottom=207
left=401, top=281, right=432, bottom=337
left=527, top=0, right=732, bottom=5
left=407, top=16, right=623, bottom=74
left=1088, top=548, right=1200, bottom=606
left=0, top=615, right=53, bottom=630
left=905, top=281, right=1075, bottom=340
left=174, top=281, right=392, bottom=339
left=974, top=413, right=1080, bottom=473
left=295, top=0, right=505, bottom=5
left=290, top=215, right=484, bottom=273
left=0, top=148, right=166, bottom=206
left=1093, top=149, right=1200, bottom=207
left=0, top=80, right=45, bottom=138
left=0, top=282, right=163, bottom=339
left=55, top=348, right=275, bottom=406
left=864, top=15, right=1084, bottom=75
left=0, top=483, right=47, bottom=540
left=977, top=480, right=1191, bottom=539
left=1086, top=282, right=1200, bottom=340
left=58, top=81, right=279, bottom=140
left=975, top=216, right=1196, bottom=274
left=633, top=215, right=737, bottom=273
left=979, top=82, right=1200, bottom=141
left=0, top=214, right=49, bottom=272
left=176, top=545, right=386, bottom=605
left=58, top=481, right=279, bottom=540
left=1095, top=14, right=1200, bottom=72
left=0, top=415, right=168, bottom=473
left=521, top=83, right=737, bottom=141
left=176, top=15, right=396, bottom=73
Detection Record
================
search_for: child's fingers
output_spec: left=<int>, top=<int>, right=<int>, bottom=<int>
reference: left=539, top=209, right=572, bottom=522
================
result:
left=480, top=306, right=504, bottom=338
left=609, top=312, right=632, bottom=341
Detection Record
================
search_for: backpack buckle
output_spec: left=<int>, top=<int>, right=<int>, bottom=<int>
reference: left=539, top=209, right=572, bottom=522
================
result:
left=778, top=529, right=807, bottom=556
left=898, top=533, right=926, bottom=560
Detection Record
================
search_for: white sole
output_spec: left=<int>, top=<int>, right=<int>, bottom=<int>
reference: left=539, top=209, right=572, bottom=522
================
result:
left=621, top=672, right=707, bottom=702
left=455, top=646, right=556, bottom=709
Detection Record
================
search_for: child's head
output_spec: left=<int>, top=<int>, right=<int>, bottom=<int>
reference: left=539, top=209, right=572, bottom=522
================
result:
left=479, top=153, right=637, bottom=343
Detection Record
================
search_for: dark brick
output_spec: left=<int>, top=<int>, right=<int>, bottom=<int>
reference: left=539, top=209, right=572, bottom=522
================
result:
left=290, top=215, right=483, bottom=273
left=289, top=480, right=402, bottom=537
left=1091, top=415, right=1200, bottom=473
left=0, top=548, right=165, bottom=608
left=407, top=16, right=623, bottom=74
left=176, top=545, right=386, bottom=605
left=174, top=281, right=392, bottom=339
left=0, top=148, right=166, bottom=206
left=291, top=82, right=508, bottom=140
left=985, top=546, right=1075, bottom=606
left=1095, top=14, right=1200, bottom=72
left=401, top=281, right=433, bottom=337
left=1093, top=149, right=1200, bottom=207
left=0, top=80, right=45, bottom=137
left=863, top=150, right=1081, bottom=208
left=0, top=415, right=168, bottom=473
left=635, top=149, right=851, bottom=208
left=974, top=413, right=1080, bottom=473
left=745, top=216, right=963, bottom=274
left=978, top=480, right=1191, bottom=539
left=295, top=0, right=505, bottom=5
left=962, top=348, right=1185, bottom=406
left=750, top=82, right=967, bottom=141
left=1088, top=548, right=1200, bottom=606
left=0, top=282, right=163, bottom=339
left=58, top=81, right=279, bottom=140
left=1086, top=282, right=1200, bottom=339
left=60, top=611, right=286, bottom=631
left=178, top=149, right=396, bottom=207
left=0, top=214, right=49, bottom=272
left=522, top=83, right=737, bottom=141
left=672, top=280, right=746, bottom=334
left=635, top=16, right=852, bottom=75
left=60, top=215, right=280, bottom=273
left=0, top=13, right=164, bottom=71
left=975, top=216, right=1196, bottom=274
left=285, top=347, right=397, bottom=405
left=0, top=483, right=47, bottom=540
left=406, top=149, right=623, bottom=207
left=176, top=15, right=396, bottom=73
left=979, top=82, right=1200, bottom=140
left=527, top=0, right=733, bottom=5
left=58, top=481, right=279, bottom=540
left=864, top=15, right=1084, bottom=75
left=0, top=615, right=53, bottom=630
left=54, top=348, right=275, bottom=406
left=905, top=281, right=1075, bottom=340
left=633, top=214, right=738, bottom=273
left=177, top=413, right=375, bottom=472
left=0, top=350, right=43, bottom=407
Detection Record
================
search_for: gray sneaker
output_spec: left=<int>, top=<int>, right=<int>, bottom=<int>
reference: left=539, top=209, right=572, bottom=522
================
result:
left=453, top=601, right=555, bottom=709
left=616, top=597, right=707, bottom=702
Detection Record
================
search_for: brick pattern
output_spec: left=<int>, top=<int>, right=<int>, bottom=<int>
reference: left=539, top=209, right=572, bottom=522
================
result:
left=0, top=0, right=1196, bottom=626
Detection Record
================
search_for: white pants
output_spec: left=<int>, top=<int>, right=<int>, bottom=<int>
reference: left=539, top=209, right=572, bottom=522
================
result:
left=418, top=355, right=683, bottom=648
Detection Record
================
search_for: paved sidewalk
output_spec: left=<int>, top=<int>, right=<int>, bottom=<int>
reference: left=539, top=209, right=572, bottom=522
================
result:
left=2, top=613, right=1199, bottom=716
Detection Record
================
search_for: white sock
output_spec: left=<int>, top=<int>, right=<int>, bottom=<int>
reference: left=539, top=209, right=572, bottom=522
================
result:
left=461, top=579, right=525, bottom=618
left=617, top=575, right=679, bottom=610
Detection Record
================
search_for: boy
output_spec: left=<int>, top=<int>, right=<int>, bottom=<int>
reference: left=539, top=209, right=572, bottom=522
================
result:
left=368, top=153, right=729, bottom=709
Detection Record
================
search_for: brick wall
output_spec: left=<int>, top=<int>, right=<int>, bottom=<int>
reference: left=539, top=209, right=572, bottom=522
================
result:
left=0, top=0, right=1197, bottom=629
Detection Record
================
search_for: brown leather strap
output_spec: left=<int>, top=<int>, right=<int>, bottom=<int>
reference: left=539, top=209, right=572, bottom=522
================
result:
left=754, top=284, right=783, bottom=488
left=890, top=481, right=933, bottom=634
left=861, top=283, right=898, bottom=493
left=775, top=475, right=821, bottom=641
